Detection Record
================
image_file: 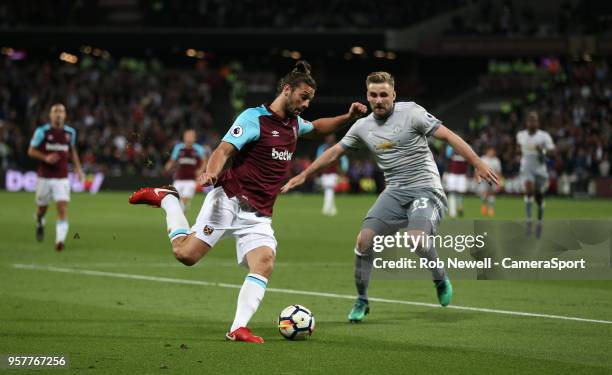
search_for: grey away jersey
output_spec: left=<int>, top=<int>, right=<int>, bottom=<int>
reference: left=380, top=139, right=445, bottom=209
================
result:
left=340, top=101, right=444, bottom=192
left=516, top=129, right=554, bottom=176
left=481, top=155, right=502, bottom=175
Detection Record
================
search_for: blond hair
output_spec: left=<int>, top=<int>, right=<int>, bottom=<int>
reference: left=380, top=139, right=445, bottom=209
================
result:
left=366, top=71, right=395, bottom=88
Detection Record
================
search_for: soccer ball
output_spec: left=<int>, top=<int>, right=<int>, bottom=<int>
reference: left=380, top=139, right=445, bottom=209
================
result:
left=278, top=304, right=315, bottom=340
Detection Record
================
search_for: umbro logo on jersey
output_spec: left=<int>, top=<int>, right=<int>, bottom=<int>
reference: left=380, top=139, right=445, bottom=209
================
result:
left=271, top=130, right=280, bottom=137
left=271, top=148, right=293, bottom=161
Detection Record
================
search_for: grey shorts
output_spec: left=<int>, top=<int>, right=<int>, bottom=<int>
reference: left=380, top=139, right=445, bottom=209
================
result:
left=361, top=188, right=447, bottom=236
left=521, top=170, right=549, bottom=193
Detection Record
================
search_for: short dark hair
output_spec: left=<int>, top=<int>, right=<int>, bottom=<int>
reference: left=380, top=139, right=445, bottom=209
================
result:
left=366, top=71, right=395, bottom=88
left=277, top=60, right=316, bottom=95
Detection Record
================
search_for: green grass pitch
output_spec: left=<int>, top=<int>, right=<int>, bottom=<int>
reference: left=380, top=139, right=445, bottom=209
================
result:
left=1, top=191, right=611, bottom=374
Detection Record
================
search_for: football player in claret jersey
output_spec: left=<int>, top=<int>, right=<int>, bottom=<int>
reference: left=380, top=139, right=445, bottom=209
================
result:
left=282, top=72, right=499, bottom=322
left=129, top=61, right=367, bottom=343
left=28, top=103, right=84, bottom=251
left=516, top=111, right=555, bottom=237
left=164, top=129, right=209, bottom=211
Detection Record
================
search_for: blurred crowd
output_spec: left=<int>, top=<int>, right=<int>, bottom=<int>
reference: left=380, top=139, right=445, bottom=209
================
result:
left=1, top=55, right=610, bottom=195
left=459, top=59, right=611, bottom=194
left=0, top=57, right=230, bottom=176
left=446, top=0, right=611, bottom=37
left=1, top=0, right=463, bottom=30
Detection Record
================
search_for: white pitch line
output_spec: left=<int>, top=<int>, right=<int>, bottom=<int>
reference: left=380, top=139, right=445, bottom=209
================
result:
left=12, top=263, right=612, bottom=325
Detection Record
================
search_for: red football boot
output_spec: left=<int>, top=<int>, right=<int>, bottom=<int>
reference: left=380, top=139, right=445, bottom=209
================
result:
left=225, top=327, right=264, bottom=343
left=55, top=242, right=64, bottom=252
left=128, top=185, right=179, bottom=208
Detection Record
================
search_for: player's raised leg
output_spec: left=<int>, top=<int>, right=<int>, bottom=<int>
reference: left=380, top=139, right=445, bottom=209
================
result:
left=129, top=185, right=210, bottom=265
left=226, top=246, right=274, bottom=343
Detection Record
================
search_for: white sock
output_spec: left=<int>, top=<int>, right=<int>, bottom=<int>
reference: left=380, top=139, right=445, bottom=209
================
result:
left=230, top=273, right=268, bottom=332
left=179, top=200, right=186, bottom=212
left=56, top=220, right=69, bottom=243
left=160, top=195, right=190, bottom=241
left=448, top=193, right=457, bottom=217
left=323, top=188, right=333, bottom=213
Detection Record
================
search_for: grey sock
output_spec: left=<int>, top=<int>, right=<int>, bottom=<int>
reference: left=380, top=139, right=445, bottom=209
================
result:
left=524, top=196, right=533, bottom=221
left=537, top=204, right=544, bottom=221
left=354, top=249, right=373, bottom=301
left=416, top=245, right=446, bottom=281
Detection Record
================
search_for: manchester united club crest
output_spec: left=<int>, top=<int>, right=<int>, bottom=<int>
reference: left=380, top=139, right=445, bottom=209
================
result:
left=203, top=225, right=215, bottom=236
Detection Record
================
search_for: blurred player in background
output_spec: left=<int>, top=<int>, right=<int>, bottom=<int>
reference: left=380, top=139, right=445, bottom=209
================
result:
left=479, top=147, right=502, bottom=217
left=28, top=103, right=83, bottom=251
left=516, top=110, right=555, bottom=237
left=317, top=134, right=349, bottom=216
left=444, top=144, right=468, bottom=218
left=164, top=129, right=209, bottom=211
left=282, top=72, right=499, bottom=322
left=130, top=61, right=367, bottom=343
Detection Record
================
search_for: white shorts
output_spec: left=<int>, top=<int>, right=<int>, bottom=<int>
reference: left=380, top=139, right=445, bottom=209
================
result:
left=320, top=173, right=338, bottom=189
left=191, top=187, right=277, bottom=266
left=35, top=177, right=70, bottom=206
left=444, top=173, right=468, bottom=193
left=174, top=180, right=197, bottom=199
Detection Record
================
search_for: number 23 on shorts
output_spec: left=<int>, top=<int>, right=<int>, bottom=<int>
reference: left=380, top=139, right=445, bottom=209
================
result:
left=411, top=197, right=429, bottom=212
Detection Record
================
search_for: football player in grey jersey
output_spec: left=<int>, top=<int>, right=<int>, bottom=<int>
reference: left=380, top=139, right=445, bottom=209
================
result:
left=516, top=111, right=555, bottom=237
left=282, top=72, right=499, bottom=322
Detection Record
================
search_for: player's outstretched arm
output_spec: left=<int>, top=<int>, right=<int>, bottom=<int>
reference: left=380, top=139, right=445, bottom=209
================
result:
left=197, top=141, right=237, bottom=186
left=164, top=159, right=175, bottom=172
left=433, top=125, right=500, bottom=186
left=195, top=157, right=207, bottom=176
left=281, top=143, right=347, bottom=193
left=304, top=102, right=367, bottom=139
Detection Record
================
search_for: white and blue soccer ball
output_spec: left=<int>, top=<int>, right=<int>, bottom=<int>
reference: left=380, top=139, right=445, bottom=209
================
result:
left=278, top=304, right=315, bottom=340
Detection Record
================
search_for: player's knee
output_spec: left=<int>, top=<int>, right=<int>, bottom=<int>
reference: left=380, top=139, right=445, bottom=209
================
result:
left=356, top=230, right=375, bottom=254
left=535, top=192, right=543, bottom=206
left=407, top=230, right=429, bottom=255
left=251, top=252, right=275, bottom=276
